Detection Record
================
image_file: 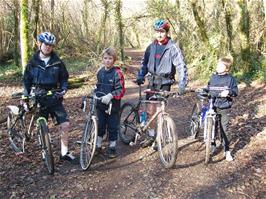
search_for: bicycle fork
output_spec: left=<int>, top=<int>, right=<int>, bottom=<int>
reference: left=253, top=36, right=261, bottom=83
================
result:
left=129, top=132, right=141, bottom=146
left=203, top=112, right=216, bottom=143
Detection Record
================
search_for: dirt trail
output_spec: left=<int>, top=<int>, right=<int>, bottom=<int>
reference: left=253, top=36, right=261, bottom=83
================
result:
left=0, top=49, right=266, bottom=199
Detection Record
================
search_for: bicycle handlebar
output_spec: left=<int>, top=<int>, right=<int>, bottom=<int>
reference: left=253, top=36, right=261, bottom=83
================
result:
left=143, top=89, right=178, bottom=98
left=11, top=89, right=62, bottom=100
left=81, top=92, right=112, bottom=115
left=195, top=87, right=231, bottom=99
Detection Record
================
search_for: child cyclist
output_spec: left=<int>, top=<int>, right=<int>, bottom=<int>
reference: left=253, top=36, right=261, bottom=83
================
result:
left=207, top=57, right=238, bottom=161
left=95, top=47, right=126, bottom=158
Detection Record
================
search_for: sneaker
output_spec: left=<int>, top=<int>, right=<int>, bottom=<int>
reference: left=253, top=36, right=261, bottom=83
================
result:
left=107, top=147, right=117, bottom=159
left=225, top=151, right=233, bottom=162
left=211, top=144, right=216, bottom=154
left=94, top=147, right=102, bottom=156
left=152, top=141, right=158, bottom=151
left=60, top=152, right=79, bottom=165
left=140, top=136, right=155, bottom=148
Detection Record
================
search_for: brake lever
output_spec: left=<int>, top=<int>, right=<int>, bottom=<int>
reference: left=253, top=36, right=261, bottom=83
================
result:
left=105, top=102, right=112, bottom=115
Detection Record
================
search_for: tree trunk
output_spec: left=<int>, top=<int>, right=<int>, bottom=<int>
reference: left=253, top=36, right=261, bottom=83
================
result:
left=82, top=0, right=89, bottom=37
left=20, top=0, right=30, bottom=73
left=13, top=0, right=19, bottom=66
left=0, top=19, right=3, bottom=59
left=221, top=0, right=234, bottom=54
left=115, top=0, right=124, bottom=62
left=50, top=0, right=54, bottom=32
left=264, top=0, right=266, bottom=23
left=190, top=1, right=212, bottom=50
left=32, top=0, right=40, bottom=50
left=96, top=0, right=109, bottom=54
left=238, top=0, right=251, bottom=73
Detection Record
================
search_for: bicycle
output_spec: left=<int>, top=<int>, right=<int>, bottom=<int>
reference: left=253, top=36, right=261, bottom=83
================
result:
left=6, top=88, right=60, bottom=175
left=119, top=84, right=178, bottom=168
left=80, top=90, right=112, bottom=171
left=189, top=88, right=227, bottom=164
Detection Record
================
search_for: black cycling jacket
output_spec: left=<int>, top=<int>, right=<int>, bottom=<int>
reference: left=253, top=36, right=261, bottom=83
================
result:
left=96, top=66, right=125, bottom=112
left=23, top=50, right=69, bottom=95
left=208, top=73, right=238, bottom=109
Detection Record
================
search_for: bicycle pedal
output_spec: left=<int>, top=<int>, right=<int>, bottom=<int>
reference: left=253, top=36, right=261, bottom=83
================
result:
left=75, top=141, right=82, bottom=145
left=15, top=151, right=24, bottom=156
left=129, top=141, right=136, bottom=146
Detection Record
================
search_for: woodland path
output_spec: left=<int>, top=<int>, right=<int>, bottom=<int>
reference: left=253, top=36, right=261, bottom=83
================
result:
left=0, top=49, right=265, bottom=199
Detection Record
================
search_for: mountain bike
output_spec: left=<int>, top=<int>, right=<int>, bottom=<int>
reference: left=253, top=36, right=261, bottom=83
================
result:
left=189, top=88, right=227, bottom=164
left=119, top=85, right=178, bottom=168
left=6, top=89, right=60, bottom=175
left=80, top=90, right=112, bottom=171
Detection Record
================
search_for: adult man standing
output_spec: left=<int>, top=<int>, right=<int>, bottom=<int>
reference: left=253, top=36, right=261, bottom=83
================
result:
left=136, top=19, right=188, bottom=147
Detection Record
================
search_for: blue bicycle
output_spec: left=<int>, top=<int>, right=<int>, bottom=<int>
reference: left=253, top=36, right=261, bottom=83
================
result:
left=189, top=88, right=226, bottom=164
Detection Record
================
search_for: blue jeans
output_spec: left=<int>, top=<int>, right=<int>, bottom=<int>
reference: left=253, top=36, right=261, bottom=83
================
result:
left=97, top=109, right=120, bottom=141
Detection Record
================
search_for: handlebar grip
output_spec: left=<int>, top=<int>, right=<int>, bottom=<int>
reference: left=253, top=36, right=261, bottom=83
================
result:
left=106, top=102, right=112, bottom=115
left=81, top=96, right=86, bottom=112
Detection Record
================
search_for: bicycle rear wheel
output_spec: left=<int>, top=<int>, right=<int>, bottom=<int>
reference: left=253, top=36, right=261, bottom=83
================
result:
left=7, top=112, right=26, bottom=153
left=38, top=119, right=54, bottom=175
left=119, top=102, right=139, bottom=144
left=188, top=103, right=200, bottom=139
left=205, top=117, right=213, bottom=164
left=157, top=114, right=177, bottom=168
left=80, top=117, right=97, bottom=171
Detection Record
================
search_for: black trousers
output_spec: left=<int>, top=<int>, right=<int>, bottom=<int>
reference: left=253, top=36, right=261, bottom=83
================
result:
left=215, top=108, right=230, bottom=151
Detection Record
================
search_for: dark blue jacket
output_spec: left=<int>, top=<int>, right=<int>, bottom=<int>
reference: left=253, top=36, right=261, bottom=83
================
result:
left=23, top=51, right=69, bottom=95
left=208, top=73, right=238, bottom=109
left=138, top=38, right=187, bottom=88
left=96, top=66, right=125, bottom=112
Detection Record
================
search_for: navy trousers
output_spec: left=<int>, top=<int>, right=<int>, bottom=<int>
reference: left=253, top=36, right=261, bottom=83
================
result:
left=97, top=109, right=120, bottom=141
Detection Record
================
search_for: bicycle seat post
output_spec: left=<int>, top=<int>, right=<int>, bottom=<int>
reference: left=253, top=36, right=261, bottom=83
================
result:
left=138, top=85, right=142, bottom=100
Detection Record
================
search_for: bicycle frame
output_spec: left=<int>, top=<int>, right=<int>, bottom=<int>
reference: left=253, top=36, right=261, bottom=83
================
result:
left=128, top=85, right=174, bottom=146
left=7, top=90, right=58, bottom=151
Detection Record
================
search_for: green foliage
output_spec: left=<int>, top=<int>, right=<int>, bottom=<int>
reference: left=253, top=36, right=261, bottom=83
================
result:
left=0, top=62, right=22, bottom=82
left=62, top=57, right=96, bottom=73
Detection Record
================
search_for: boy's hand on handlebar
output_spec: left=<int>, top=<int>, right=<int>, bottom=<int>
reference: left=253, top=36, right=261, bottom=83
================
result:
left=136, top=77, right=145, bottom=85
left=55, top=90, right=66, bottom=99
left=101, top=93, right=113, bottom=105
left=220, top=90, right=229, bottom=97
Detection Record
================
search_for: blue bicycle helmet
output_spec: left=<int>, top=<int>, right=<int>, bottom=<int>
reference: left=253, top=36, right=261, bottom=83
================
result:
left=37, top=32, right=56, bottom=45
left=153, top=19, right=170, bottom=32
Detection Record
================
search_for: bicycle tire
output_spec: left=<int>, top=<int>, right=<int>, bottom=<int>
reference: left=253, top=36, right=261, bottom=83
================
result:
left=80, top=116, right=97, bottom=171
left=38, top=119, right=54, bottom=175
left=119, top=102, right=139, bottom=144
left=188, top=103, right=200, bottom=139
left=205, top=117, right=213, bottom=164
left=7, top=112, right=26, bottom=153
left=157, top=114, right=177, bottom=168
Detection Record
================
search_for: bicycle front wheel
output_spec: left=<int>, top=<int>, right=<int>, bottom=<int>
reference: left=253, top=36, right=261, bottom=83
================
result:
left=205, top=117, right=213, bottom=164
left=119, top=102, right=139, bottom=144
left=38, top=118, right=54, bottom=175
left=7, top=112, right=26, bottom=153
left=80, top=116, right=97, bottom=171
left=157, top=114, right=177, bottom=169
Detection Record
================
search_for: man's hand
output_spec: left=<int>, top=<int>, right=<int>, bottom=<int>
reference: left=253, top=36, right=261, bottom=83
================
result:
left=55, top=90, right=66, bottom=99
left=101, top=93, right=113, bottom=105
left=220, top=90, right=229, bottom=97
left=136, top=77, right=145, bottom=85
